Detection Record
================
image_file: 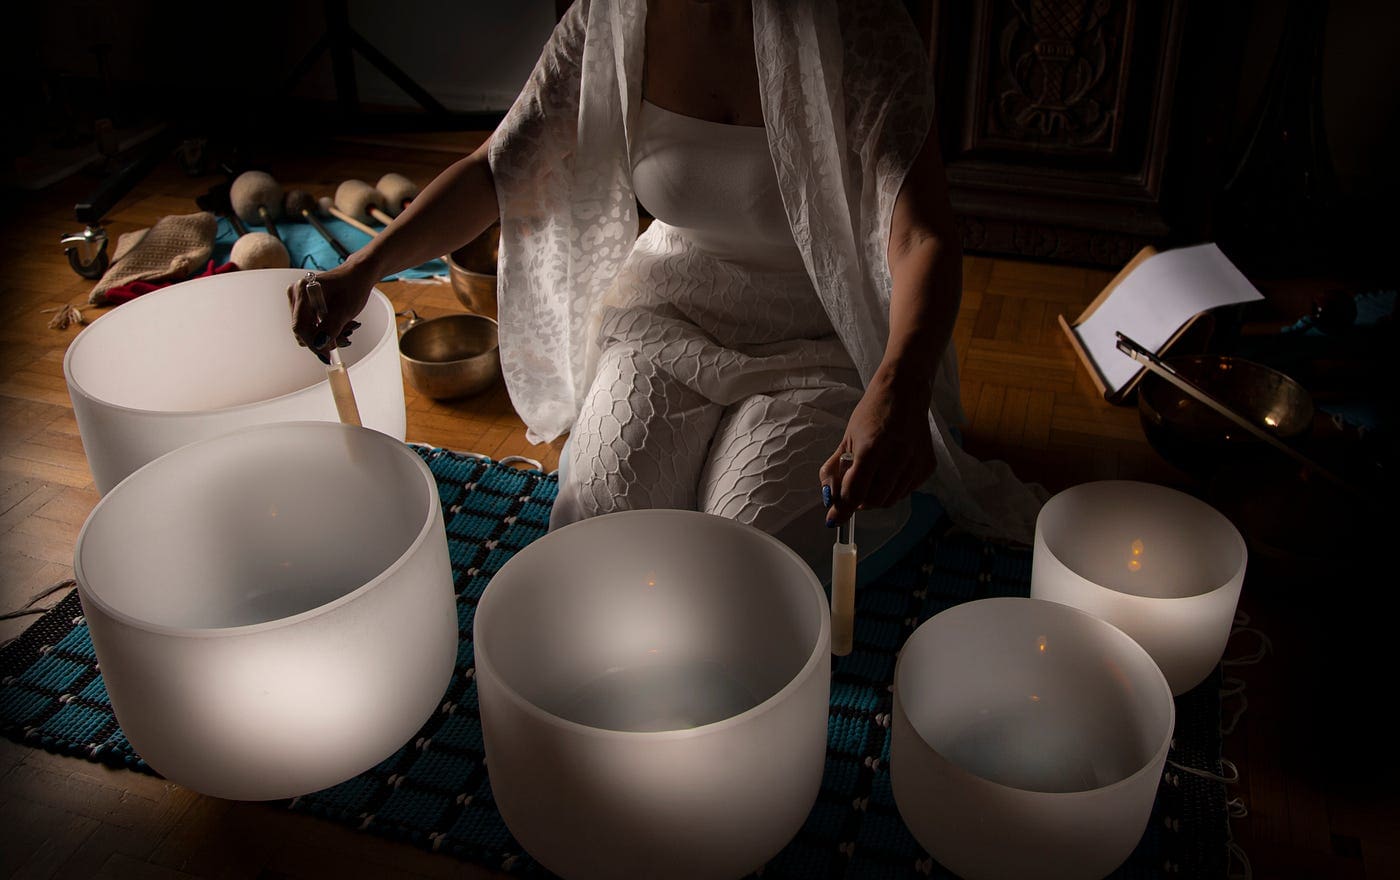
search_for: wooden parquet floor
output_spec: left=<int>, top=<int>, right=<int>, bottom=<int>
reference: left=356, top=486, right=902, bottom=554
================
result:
left=0, top=134, right=1394, bottom=879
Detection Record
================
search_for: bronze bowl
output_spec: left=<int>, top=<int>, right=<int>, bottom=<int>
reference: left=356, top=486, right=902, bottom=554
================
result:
left=398, top=311, right=499, bottom=400
left=1137, top=355, right=1315, bottom=475
left=447, top=224, right=499, bottom=319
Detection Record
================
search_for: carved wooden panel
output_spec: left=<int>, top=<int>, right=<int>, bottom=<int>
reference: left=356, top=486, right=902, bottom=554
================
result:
left=974, top=0, right=1132, bottom=155
left=907, top=0, right=1243, bottom=267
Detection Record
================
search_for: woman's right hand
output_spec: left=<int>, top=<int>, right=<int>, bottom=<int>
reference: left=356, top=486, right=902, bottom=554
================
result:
left=286, top=261, right=375, bottom=363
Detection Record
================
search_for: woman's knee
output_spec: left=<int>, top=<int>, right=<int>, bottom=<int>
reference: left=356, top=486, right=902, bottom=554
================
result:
left=558, top=343, right=722, bottom=522
left=699, top=397, right=842, bottom=526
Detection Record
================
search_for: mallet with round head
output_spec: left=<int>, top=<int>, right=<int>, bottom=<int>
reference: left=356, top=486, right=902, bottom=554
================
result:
left=230, top=171, right=285, bottom=242
left=201, top=181, right=288, bottom=269
left=375, top=173, right=421, bottom=215
left=335, top=179, right=396, bottom=228
left=230, top=232, right=290, bottom=270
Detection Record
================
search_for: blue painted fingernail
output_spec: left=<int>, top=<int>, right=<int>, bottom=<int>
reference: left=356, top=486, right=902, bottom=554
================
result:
left=821, top=484, right=832, bottom=508
left=826, top=515, right=837, bottom=528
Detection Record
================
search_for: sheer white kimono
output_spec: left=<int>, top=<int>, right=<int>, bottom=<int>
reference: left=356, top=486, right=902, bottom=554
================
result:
left=488, top=0, right=1044, bottom=543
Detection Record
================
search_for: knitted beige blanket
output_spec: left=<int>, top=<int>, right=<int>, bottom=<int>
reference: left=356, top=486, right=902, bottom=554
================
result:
left=88, top=211, right=217, bottom=304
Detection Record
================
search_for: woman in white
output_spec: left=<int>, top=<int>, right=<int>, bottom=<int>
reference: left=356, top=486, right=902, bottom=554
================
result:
left=291, top=0, right=1042, bottom=569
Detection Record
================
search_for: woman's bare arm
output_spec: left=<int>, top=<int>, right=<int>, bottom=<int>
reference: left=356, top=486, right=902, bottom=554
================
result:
left=882, top=128, right=963, bottom=413
left=349, top=139, right=500, bottom=281
left=820, top=127, right=962, bottom=522
left=289, top=138, right=500, bottom=357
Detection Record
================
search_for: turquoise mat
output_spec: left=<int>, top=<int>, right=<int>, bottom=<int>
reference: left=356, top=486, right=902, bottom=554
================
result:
left=213, top=217, right=448, bottom=279
left=0, top=446, right=1228, bottom=877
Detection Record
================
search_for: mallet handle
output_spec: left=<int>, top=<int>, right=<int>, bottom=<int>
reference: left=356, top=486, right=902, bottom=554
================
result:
left=257, top=205, right=281, bottom=242
left=301, top=209, right=351, bottom=260
left=327, top=205, right=380, bottom=239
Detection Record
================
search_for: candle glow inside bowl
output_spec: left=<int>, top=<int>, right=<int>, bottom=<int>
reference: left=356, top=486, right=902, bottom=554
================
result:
left=1030, top=480, right=1247, bottom=695
left=64, top=268, right=405, bottom=495
left=73, top=421, right=457, bottom=801
left=1137, top=354, right=1314, bottom=476
left=892, top=597, right=1174, bottom=880
left=474, top=509, right=830, bottom=880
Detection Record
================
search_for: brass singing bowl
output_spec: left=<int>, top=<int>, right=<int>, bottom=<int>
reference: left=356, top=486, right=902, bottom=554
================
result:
left=1138, top=355, right=1314, bottom=474
left=447, top=224, right=499, bottom=319
left=398, top=311, right=500, bottom=400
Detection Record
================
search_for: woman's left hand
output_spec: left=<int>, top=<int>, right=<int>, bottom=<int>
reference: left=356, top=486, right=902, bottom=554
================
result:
left=819, top=370, right=935, bottom=526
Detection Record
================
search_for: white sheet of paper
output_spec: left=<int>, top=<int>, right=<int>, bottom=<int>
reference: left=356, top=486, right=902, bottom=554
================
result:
left=1075, top=243, right=1263, bottom=393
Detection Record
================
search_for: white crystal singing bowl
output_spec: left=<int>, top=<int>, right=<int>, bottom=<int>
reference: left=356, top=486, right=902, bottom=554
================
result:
left=1030, top=480, right=1247, bottom=695
left=474, top=509, right=830, bottom=880
left=892, top=598, right=1174, bottom=880
left=73, top=421, right=457, bottom=801
left=63, top=268, right=405, bottom=495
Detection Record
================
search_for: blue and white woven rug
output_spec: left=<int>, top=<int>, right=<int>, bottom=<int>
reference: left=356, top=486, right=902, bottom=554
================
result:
left=0, top=446, right=1228, bottom=878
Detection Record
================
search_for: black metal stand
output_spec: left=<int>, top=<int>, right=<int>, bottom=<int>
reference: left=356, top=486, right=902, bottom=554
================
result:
left=281, top=0, right=449, bottom=120
left=62, top=126, right=182, bottom=279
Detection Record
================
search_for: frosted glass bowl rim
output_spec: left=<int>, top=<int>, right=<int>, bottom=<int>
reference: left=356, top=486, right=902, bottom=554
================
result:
left=474, top=508, right=831, bottom=741
left=62, top=275, right=396, bottom=420
left=894, top=597, right=1176, bottom=795
left=1037, top=479, right=1247, bottom=602
left=73, top=421, right=440, bottom=640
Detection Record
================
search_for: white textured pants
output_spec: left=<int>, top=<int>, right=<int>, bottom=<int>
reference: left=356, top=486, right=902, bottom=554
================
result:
left=549, top=223, right=905, bottom=574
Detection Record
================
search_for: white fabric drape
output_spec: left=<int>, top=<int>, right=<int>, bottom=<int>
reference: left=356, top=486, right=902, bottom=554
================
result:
left=488, top=0, right=1045, bottom=542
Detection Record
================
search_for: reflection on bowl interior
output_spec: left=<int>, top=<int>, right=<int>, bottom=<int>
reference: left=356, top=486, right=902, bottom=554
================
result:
left=478, top=513, right=822, bottom=733
left=67, top=274, right=391, bottom=413
left=1037, top=481, right=1242, bottom=600
left=560, top=659, right=758, bottom=733
left=78, top=423, right=431, bottom=630
left=899, top=599, right=1171, bottom=794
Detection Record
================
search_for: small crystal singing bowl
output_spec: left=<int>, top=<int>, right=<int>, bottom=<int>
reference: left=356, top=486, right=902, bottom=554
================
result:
left=63, top=268, right=405, bottom=495
left=892, top=597, right=1174, bottom=880
left=474, top=509, right=831, bottom=880
left=1030, top=480, right=1247, bottom=695
left=74, top=421, right=457, bottom=801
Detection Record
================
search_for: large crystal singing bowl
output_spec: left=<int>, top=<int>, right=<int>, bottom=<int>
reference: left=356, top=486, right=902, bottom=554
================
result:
left=1030, top=480, right=1247, bottom=695
left=893, top=598, right=1174, bottom=880
left=73, top=421, right=456, bottom=801
left=474, top=510, right=830, bottom=880
left=63, top=268, right=405, bottom=495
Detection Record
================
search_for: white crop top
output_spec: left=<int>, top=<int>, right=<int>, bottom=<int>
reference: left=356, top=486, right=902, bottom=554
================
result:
left=632, top=99, right=806, bottom=272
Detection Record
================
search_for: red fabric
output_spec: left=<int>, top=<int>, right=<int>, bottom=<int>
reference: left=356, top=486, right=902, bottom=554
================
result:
left=101, top=260, right=239, bottom=304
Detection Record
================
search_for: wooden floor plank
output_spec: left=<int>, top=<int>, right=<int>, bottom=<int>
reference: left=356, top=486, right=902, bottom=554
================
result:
left=31, top=486, right=99, bottom=530
left=0, top=797, right=101, bottom=880
left=996, top=386, right=1031, bottom=447
left=971, top=293, right=1004, bottom=340
left=1021, top=390, right=1055, bottom=450
left=0, top=457, right=92, bottom=490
